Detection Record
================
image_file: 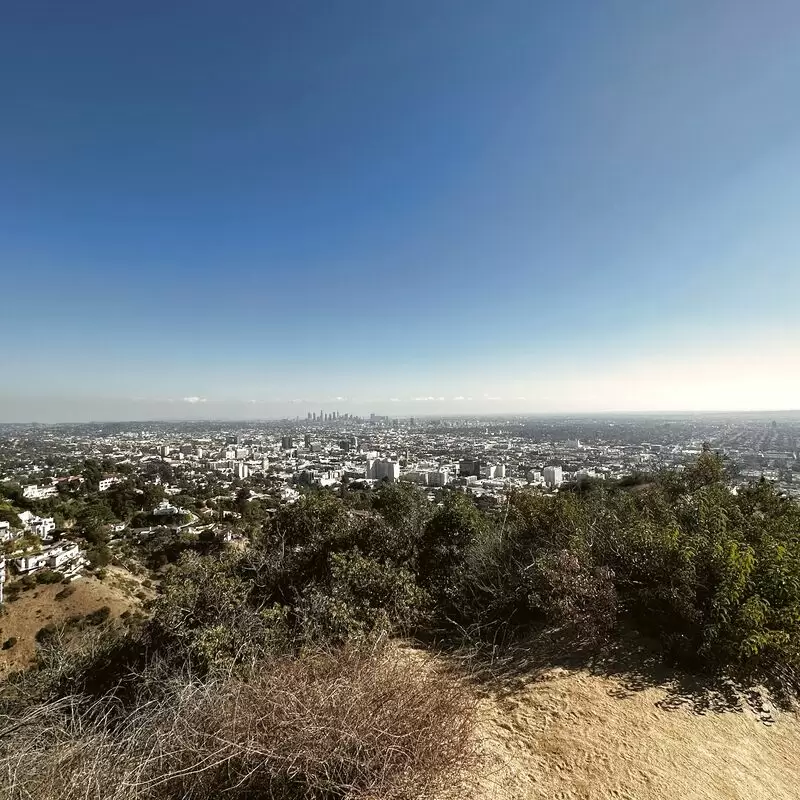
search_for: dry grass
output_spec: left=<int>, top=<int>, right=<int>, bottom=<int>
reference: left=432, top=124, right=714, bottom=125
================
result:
left=0, top=646, right=478, bottom=800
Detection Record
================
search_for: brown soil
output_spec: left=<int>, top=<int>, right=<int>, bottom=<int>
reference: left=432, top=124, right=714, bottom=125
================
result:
left=470, top=662, right=800, bottom=799
left=0, top=567, right=153, bottom=676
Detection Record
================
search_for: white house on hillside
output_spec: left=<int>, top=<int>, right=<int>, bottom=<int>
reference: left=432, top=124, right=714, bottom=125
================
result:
left=17, top=511, right=56, bottom=540
left=12, top=541, right=86, bottom=578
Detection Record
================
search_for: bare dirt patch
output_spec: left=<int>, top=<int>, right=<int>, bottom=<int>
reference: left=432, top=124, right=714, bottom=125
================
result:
left=462, top=641, right=800, bottom=800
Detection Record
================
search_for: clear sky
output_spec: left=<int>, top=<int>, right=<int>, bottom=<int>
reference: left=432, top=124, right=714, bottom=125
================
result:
left=1, top=0, right=799, bottom=422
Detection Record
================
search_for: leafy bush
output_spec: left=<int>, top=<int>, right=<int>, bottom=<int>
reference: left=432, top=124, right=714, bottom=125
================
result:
left=4, top=584, right=21, bottom=602
left=86, top=544, right=111, bottom=568
left=298, top=550, right=428, bottom=644
left=54, top=585, right=76, bottom=601
left=35, top=623, right=59, bottom=644
left=85, top=606, right=111, bottom=626
left=36, top=570, right=64, bottom=585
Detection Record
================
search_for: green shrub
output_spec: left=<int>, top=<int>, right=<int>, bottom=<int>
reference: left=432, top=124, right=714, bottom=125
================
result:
left=4, top=584, right=21, bottom=602
left=85, top=607, right=111, bottom=626
left=35, top=623, right=59, bottom=643
left=36, top=570, right=64, bottom=585
left=298, top=550, right=427, bottom=644
left=55, top=585, right=76, bottom=601
left=86, top=545, right=111, bottom=568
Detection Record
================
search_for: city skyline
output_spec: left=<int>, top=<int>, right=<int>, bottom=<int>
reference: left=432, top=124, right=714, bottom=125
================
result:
left=2, top=1, right=800, bottom=421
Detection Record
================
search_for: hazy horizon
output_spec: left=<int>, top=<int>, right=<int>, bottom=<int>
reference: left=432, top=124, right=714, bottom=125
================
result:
left=2, top=2, right=799, bottom=421
left=2, top=396, right=799, bottom=426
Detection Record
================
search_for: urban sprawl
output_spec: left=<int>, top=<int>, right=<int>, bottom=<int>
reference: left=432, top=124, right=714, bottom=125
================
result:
left=1, top=412, right=798, bottom=593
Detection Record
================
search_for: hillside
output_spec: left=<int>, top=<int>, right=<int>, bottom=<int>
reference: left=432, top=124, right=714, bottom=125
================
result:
left=0, top=567, right=153, bottom=676
left=471, top=661, right=800, bottom=800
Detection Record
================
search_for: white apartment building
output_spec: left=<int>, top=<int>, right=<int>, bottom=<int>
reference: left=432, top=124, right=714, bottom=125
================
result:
left=365, top=458, right=400, bottom=482
left=234, top=462, right=250, bottom=479
left=544, top=466, right=563, bottom=487
left=427, top=469, right=450, bottom=487
left=98, top=477, right=121, bottom=492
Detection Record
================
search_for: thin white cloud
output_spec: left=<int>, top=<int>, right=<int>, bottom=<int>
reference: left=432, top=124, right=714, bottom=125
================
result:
left=453, top=396, right=465, bottom=401
left=515, top=396, right=527, bottom=401
left=414, top=396, right=436, bottom=401
left=389, top=397, right=400, bottom=402
left=182, top=396, right=206, bottom=404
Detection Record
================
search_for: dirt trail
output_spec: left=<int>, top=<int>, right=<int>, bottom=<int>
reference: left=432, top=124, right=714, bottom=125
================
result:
left=471, top=665, right=800, bottom=799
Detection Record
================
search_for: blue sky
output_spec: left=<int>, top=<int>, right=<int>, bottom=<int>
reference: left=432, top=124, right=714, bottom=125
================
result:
left=1, top=0, right=799, bottom=421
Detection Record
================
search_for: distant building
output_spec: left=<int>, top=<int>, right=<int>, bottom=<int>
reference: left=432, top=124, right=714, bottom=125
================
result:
left=281, top=436, right=294, bottom=450
left=544, top=466, right=563, bottom=487
left=17, top=511, right=56, bottom=539
left=365, top=458, right=400, bottom=482
left=159, top=445, right=171, bottom=457
left=459, top=459, right=482, bottom=477
left=427, top=468, right=450, bottom=487
left=304, top=434, right=312, bottom=449
left=234, top=462, right=250, bottom=479
left=0, top=521, right=13, bottom=543
left=11, top=541, right=86, bottom=578
left=22, top=484, right=57, bottom=500
left=98, top=477, right=121, bottom=492
left=153, top=500, right=186, bottom=516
